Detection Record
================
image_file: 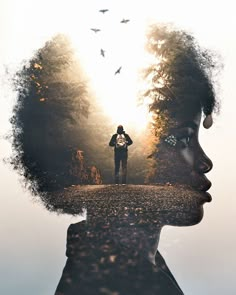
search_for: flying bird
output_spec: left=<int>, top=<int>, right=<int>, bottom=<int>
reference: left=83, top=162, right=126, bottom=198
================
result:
left=120, top=19, right=130, bottom=24
left=115, top=67, right=122, bottom=75
left=100, top=49, right=105, bottom=57
left=99, top=9, right=109, bottom=13
left=90, top=28, right=101, bottom=33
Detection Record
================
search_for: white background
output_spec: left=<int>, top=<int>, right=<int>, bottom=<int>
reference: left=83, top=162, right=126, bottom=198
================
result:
left=0, top=0, right=236, bottom=294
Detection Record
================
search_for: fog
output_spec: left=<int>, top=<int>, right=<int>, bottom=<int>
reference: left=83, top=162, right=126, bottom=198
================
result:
left=9, top=34, right=150, bottom=194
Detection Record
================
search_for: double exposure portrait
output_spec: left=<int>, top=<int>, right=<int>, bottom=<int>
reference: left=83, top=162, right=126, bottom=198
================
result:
left=2, top=1, right=233, bottom=295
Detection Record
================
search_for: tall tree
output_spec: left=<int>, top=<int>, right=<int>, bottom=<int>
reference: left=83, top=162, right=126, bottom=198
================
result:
left=10, top=34, right=94, bottom=193
left=141, top=24, right=219, bottom=183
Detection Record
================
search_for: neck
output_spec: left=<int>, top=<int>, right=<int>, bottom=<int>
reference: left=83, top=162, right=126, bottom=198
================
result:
left=110, top=223, right=162, bottom=265
left=85, top=216, right=163, bottom=265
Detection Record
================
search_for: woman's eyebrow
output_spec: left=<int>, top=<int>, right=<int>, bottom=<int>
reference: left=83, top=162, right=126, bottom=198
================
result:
left=180, top=121, right=198, bottom=130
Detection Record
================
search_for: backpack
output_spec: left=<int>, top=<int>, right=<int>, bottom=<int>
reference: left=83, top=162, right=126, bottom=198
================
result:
left=115, top=134, right=127, bottom=149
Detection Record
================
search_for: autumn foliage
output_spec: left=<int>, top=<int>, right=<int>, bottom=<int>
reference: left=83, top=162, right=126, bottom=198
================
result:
left=10, top=35, right=101, bottom=192
left=141, top=24, right=219, bottom=183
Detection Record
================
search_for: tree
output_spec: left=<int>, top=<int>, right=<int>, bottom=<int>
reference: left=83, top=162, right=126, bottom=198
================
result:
left=10, top=34, right=94, bottom=193
left=141, top=24, right=219, bottom=183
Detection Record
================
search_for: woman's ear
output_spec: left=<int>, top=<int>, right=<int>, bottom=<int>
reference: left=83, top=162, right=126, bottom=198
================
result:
left=203, top=114, right=213, bottom=129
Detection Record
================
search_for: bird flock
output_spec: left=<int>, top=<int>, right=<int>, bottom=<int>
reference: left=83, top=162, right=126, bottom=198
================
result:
left=90, top=9, right=130, bottom=75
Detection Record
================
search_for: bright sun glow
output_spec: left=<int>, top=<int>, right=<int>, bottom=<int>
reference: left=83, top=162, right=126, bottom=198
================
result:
left=2, top=0, right=182, bottom=131
left=65, top=3, right=155, bottom=130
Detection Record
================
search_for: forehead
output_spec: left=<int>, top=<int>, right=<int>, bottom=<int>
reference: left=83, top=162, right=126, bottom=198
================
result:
left=169, top=101, right=202, bottom=128
left=177, top=112, right=202, bottom=129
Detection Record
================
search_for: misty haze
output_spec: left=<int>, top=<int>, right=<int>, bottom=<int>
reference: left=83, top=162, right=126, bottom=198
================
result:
left=10, top=34, right=152, bottom=195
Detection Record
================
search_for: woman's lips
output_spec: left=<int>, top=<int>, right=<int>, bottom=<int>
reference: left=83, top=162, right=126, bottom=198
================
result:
left=200, top=191, right=212, bottom=203
left=191, top=172, right=212, bottom=203
left=199, top=180, right=212, bottom=192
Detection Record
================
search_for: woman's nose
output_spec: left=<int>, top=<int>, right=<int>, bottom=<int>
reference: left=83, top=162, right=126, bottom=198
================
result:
left=196, top=153, right=213, bottom=174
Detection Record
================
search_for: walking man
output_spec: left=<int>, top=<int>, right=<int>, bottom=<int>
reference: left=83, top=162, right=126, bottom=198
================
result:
left=109, top=125, right=133, bottom=184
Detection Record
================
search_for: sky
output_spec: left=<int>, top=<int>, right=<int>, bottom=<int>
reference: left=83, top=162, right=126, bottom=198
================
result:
left=0, top=0, right=236, bottom=294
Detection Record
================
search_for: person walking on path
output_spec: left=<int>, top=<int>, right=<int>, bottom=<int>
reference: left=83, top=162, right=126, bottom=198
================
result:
left=109, top=125, right=133, bottom=184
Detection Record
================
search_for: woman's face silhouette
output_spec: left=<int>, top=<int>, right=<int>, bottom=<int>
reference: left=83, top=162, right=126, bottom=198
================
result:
left=153, top=101, right=213, bottom=226
left=178, top=111, right=213, bottom=193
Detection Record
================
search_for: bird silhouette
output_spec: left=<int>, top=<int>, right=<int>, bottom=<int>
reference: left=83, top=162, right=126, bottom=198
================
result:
left=90, top=28, right=101, bottom=33
left=99, top=9, right=109, bottom=13
left=120, top=19, right=130, bottom=24
left=115, top=67, right=122, bottom=75
left=100, top=49, right=105, bottom=57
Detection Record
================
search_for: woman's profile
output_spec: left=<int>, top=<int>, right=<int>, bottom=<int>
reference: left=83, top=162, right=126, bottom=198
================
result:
left=53, top=25, right=219, bottom=294
left=9, top=24, right=220, bottom=295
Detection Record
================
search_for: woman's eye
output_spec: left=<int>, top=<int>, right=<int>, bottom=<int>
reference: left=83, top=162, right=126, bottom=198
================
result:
left=174, top=127, right=195, bottom=148
left=179, top=136, right=191, bottom=147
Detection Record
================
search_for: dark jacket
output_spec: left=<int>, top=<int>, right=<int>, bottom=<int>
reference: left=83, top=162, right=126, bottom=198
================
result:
left=109, top=132, right=133, bottom=152
left=55, top=221, right=184, bottom=295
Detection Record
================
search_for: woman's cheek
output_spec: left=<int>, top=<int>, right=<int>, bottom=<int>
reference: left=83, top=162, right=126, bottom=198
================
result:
left=180, top=147, right=194, bottom=167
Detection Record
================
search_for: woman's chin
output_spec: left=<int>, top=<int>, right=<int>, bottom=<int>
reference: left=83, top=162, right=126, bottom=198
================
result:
left=156, top=185, right=207, bottom=227
left=168, top=206, right=204, bottom=227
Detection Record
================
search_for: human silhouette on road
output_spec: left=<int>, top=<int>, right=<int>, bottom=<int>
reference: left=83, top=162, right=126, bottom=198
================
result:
left=109, top=125, right=133, bottom=184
